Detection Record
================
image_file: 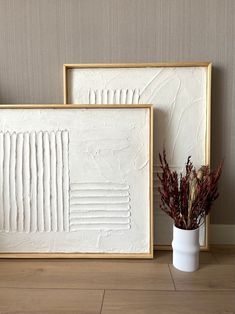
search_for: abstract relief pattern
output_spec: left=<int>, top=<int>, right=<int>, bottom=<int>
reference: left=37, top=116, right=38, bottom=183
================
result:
left=89, top=89, right=140, bottom=104
left=69, top=182, right=131, bottom=230
left=0, top=130, right=69, bottom=233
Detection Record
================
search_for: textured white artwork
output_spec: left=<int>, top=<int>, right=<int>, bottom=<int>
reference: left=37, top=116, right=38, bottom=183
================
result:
left=0, top=106, right=151, bottom=256
left=0, top=130, right=69, bottom=233
left=65, top=65, right=210, bottom=247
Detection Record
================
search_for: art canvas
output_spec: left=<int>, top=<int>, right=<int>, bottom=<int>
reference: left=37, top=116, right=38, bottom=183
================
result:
left=0, top=105, right=153, bottom=257
left=64, top=63, right=211, bottom=249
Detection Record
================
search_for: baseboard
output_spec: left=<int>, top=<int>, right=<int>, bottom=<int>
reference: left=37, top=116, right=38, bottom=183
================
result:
left=210, top=224, right=235, bottom=245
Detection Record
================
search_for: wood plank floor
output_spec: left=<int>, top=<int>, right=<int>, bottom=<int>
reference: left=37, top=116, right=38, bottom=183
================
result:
left=0, top=251, right=234, bottom=313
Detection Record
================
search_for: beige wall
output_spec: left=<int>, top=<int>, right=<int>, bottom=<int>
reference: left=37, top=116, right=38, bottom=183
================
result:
left=0, top=0, right=234, bottom=224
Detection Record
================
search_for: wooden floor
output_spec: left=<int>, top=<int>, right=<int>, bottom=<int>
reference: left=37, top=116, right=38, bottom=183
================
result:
left=0, top=249, right=235, bottom=313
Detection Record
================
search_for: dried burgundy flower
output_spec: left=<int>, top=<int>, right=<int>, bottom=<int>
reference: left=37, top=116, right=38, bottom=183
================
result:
left=157, top=150, right=223, bottom=230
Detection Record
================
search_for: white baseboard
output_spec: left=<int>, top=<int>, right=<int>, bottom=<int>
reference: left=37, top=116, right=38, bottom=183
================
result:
left=210, top=224, right=235, bottom=245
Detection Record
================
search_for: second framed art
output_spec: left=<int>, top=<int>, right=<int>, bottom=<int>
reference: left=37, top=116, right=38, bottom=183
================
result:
left=0, top=104, right=153, bottom=258
left=63, top=62, right=211, bottom=250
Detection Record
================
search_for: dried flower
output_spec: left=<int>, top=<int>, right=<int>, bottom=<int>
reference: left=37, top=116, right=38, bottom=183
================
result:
left=157, top=150, right=223, bottom=230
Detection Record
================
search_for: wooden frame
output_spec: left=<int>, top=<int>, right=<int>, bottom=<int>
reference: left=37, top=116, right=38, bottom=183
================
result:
left=0, top=104, right=153, bottom=259
left=63, top=62, right=212, bottom=251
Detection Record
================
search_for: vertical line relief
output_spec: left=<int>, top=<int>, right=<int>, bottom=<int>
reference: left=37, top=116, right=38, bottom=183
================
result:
left=0, top=130, right=70, bottom=233
left=89, top=89, right=140, bottom=104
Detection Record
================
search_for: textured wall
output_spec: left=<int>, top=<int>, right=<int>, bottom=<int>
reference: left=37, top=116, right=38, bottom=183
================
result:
left=0, top=0, right=234, bottom=224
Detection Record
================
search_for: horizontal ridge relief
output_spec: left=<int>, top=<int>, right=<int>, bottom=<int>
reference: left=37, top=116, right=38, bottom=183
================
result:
left=70, top=217, right=130, bottom=224
left=70, top=203, right=130, bottom=211
left=70, top=211, right=130, bottom=218
left=69, top=182, right=131, bottom=231
left=70, top=190, right=129, bottom=197
left=70, top=182, right=129, bottom=191
left=70, top=224, right=131, bottom=230
left=70, top=196, right=130, bottom=205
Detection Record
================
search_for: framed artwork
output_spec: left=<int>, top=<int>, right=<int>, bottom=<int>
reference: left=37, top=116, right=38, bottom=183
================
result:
left=0, top=104, right=153, bottom=258
left=63, top=62, right=211, bottom=250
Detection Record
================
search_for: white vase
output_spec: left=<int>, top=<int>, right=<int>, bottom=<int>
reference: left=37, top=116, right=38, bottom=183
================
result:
left=172, top=225, right=200, bottom=272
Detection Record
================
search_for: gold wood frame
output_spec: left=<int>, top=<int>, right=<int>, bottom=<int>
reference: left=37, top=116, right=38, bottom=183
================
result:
left=0, top=104, right=153, bottom=259
left=63, top=62, right=212, bottom=251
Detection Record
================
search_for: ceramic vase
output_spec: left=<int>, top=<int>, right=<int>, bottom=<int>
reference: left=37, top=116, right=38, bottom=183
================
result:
left=172, top=225, right=200, bottom=272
